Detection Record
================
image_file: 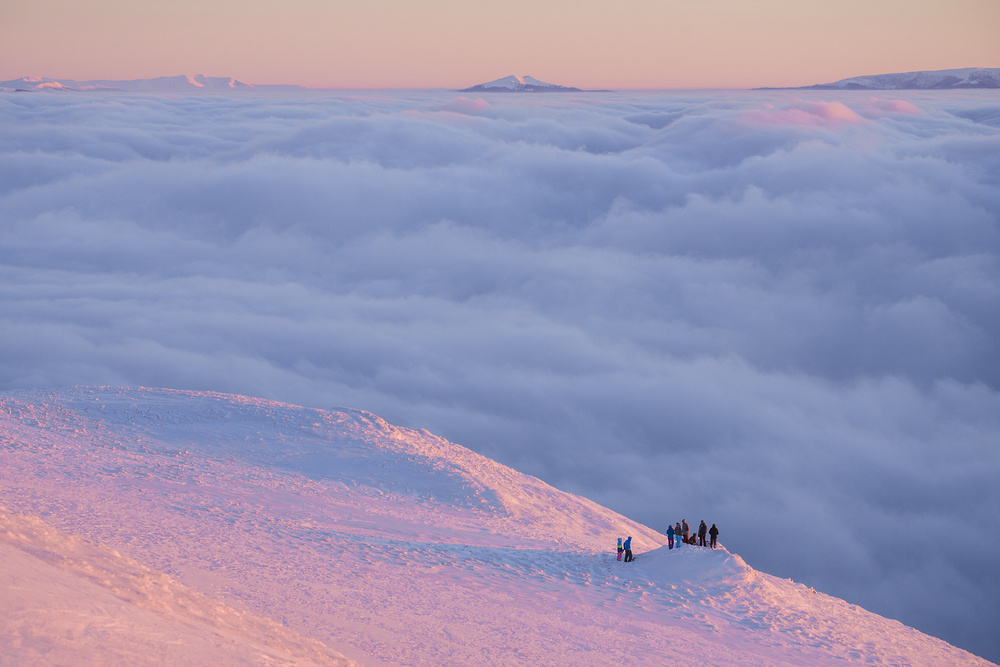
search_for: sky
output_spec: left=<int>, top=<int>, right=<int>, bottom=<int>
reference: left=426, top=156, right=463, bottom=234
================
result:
left=1, top=0, right=999, bottom=88
left=1, top=88, right=999, bottom=661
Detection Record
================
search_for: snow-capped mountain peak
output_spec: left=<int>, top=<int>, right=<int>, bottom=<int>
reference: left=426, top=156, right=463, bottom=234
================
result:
left=461, top=74, right=582, bottom=93
left=479, top=75, right=531, bottom=89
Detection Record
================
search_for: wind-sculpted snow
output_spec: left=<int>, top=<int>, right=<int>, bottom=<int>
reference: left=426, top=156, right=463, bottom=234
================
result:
left=0, top=387, right=993, bottom=666
left=2, top=88, right=1000, bottom=661
left=0, top=506, right=355, bottom=665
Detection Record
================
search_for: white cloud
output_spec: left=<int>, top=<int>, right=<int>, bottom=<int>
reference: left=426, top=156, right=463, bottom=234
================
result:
left=2, top=89, right=999, bottom=661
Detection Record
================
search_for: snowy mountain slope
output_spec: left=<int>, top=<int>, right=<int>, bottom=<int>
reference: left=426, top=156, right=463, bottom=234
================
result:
left=781, top=67, right=1000, bottom=90
left=0, top=75, right=307, bottom=93
left=0, top=387, right=992, bottom=666
left=0, top=507, right=355, bottom=666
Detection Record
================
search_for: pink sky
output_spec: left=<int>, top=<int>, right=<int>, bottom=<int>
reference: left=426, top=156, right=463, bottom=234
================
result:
left=2, top=0, right=999, bottom=88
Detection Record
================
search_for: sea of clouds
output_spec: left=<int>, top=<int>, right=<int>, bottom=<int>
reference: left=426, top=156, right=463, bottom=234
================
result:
left=2, top=88, right=999, bottom=660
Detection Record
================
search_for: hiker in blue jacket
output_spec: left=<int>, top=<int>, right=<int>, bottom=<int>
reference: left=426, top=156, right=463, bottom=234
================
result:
left=623, top=536, right=634, bottom=562
left=666, top=523, right=675, bottom=549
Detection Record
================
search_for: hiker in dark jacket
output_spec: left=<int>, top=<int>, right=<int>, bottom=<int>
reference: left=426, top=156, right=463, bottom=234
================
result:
left=623, top=536, right=634, bottom=562
left=666, top=523, right=675, bottom=550
left=682, top=519, right=689, bottom=542
left=698, top=520, right=708, bottom=547
left=675, top=522, right=683, bottom=548
left=709, top=523, right=719, bottom=549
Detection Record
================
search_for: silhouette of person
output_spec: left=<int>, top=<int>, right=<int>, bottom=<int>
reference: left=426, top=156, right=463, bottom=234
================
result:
left=698, top=520, right=708, bottom=547
left=709, top=523, right=719, bottom=549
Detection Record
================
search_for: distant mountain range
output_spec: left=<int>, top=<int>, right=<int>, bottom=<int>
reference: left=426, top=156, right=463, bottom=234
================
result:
left=762, top=67, right=1000, bottom=90
left=8, top=69, right=995, bottom=94
left=0, top=74, right=307, bottom=93
left=460, top=75, right=607, bottom=93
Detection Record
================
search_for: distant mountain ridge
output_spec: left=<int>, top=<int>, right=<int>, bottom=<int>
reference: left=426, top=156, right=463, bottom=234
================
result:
left=0, top=74, right=307, bottom=93
left=762, top=67, right=1000, bottom=90
left=461, top=74, right=607, bottom=93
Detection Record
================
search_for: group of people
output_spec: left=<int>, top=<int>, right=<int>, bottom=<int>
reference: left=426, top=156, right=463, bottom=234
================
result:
left=616, top=520, right=720, bottom=562
left=666, top=519, right=718, bottom=549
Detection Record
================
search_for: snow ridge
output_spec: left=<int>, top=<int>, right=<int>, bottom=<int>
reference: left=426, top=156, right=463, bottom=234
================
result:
left=0, top=386, right=993, bottom=666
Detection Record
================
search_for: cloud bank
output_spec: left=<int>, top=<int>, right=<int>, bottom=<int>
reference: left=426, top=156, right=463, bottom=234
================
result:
left=2, top=89, right=999, bottom=660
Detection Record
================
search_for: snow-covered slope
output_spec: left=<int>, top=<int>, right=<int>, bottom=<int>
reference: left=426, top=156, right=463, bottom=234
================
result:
left=804, top=67, right=1000, bottom=90
left=0, top=508, right=355, bottom=665
left=0, top=387, right=992, bottom=666
left=0, top=75, right=307, bottom=93
left=461, top=74, right=583, bottom=92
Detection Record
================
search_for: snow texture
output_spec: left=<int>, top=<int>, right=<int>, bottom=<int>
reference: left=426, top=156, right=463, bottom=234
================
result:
left=0, top=387, right=992, bottom=666
left=0, top=508, right=354, bottom=666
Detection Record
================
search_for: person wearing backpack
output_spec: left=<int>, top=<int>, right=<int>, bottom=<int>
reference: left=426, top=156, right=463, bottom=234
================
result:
left=623, top=536, right=634, bottom=562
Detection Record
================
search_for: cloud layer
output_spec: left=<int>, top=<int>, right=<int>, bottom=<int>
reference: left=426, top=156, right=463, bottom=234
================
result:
left=2, top=89, right=999, bottom=660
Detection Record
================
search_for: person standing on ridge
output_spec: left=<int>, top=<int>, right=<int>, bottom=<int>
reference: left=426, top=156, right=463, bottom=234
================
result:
left=709, top=523, right=719, bottom=549
left=675, top=522, right=683, bottom=548
left=682, top=519, right=689, bottom=543
left=623, top=536, right=634, bottom=562
left=617, top=537, right=624, bottom=561
left=698, top=520, right=708, bottom=547
left=666, top=523, right=675, bottom=550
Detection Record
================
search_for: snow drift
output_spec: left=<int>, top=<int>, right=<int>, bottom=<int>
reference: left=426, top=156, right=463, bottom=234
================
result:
left=0, top=507, right=354, bottom=665
left=0, top=387, right=992, bottom=666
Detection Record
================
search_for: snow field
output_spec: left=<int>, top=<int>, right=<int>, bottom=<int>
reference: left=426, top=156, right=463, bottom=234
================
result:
left=0, top=387, right=993, bottom=666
